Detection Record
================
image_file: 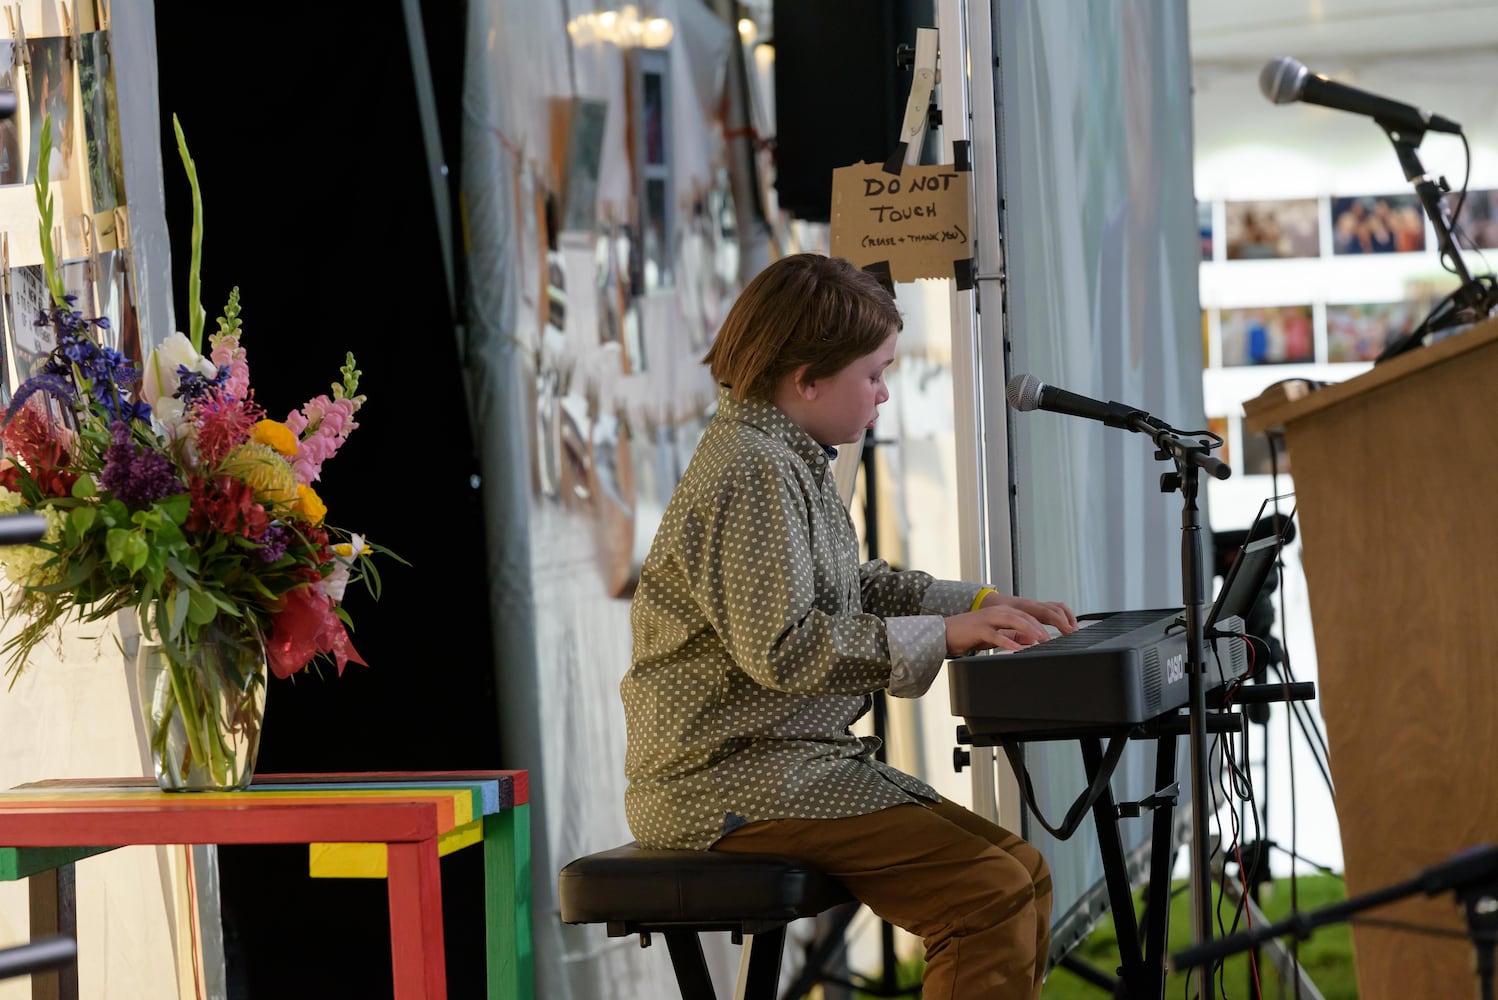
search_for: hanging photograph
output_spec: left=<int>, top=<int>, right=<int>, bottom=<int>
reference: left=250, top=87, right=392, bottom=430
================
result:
left=1451, top=188, right=1498, bottom=249
left=1197, top=200, right=1213, bottom=261
left=557, top=97, right=607, bottom=234
left=25, top=36, right=74, bottom=182
left=60, top=258, right=94, bottom=314
left=1207, top=416, right=1231, bottom=469
left=1326, top=301, right=1421, bottom=362
left=79, top=30, right=128, bottom=213
left=0, top=41, right=22, bottom=185
left=1240, top=427, right=1292, bottom=477
left=88, top=250, right=138, bottom=363
left=7, top=264, right=54, bottom=381
left=112, top=253, right=143, bottom=369
left=0, top=279, right=9, bottom=404
left=1331, top=194, right=1426, bottom=254
left=1223, top=198, right=1319, bottom=259
left=1219, top=305, right=1314, bottom=366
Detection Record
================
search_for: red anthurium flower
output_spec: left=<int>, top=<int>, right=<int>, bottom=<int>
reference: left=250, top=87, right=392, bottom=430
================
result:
left=265, top=584, right=367, bottom=680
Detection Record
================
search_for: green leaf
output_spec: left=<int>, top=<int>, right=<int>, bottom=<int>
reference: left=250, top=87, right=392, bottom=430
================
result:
left=168, top=589, right=190, bottom=640
left=173, top=114, right=206, bottom=352
left=71, top=474, right=96, bottom=500
left=66, top=507, right=97, bottom=546
left=186, top=589, right=218, bottom=626
left=120, top=533, right=149, bottom=573
left=158, top=492, right=191, bottom=526
left=33, top=116, right=66, bottom=307
left=105, top=527, right=131, bottom=567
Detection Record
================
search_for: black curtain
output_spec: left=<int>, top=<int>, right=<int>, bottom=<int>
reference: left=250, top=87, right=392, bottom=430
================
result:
left=155, top=4, right=497, bottom=996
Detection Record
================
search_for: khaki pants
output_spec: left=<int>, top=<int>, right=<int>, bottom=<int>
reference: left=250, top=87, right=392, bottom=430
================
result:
left=713, top=798, right=1052, bottom=999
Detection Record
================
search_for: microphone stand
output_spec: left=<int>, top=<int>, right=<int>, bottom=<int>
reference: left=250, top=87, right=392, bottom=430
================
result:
left=1378, top=126, right=1495, bottom=360
left=1172, top=843, right=1498, bottom=1000
left=1128, top=413, right=1231, bottom=1000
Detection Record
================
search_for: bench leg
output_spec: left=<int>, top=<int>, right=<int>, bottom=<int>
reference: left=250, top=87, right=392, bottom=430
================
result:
left=734, top=927, right=786, bottom=1000
left=387, top=840, right=448, bottom=1000
left=663, top=931, right=717, bottom=999
left=27, top=864, right=77, bottom=1000
left=483, top=804, right=533, bottom=999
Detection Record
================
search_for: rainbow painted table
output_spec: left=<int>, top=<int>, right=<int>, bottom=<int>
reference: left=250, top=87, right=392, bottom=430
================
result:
left=0, top=771, right=532, bottom=1000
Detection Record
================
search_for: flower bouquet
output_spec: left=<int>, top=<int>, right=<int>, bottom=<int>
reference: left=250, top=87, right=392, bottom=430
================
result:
left=0, top=118, right=392, bottom=789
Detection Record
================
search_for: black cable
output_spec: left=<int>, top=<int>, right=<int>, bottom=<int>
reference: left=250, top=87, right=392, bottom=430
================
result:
left=1439, top=131, right=1474, bottom=279
left=1348, top=916, right=1472, bottom=941
left=1263, top=841, right=1340, bottom=879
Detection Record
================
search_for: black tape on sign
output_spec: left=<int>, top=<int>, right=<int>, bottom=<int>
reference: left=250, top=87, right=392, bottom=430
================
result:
left=882, top=144, right=907, bottom=175
left=953, top=258, right=975, bottom=291
left=953, top=140, right=971, bottom=172
left=863, top=260, right=895, bottom=296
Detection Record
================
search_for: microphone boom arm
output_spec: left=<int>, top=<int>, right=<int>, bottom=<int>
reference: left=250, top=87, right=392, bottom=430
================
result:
left=1127, top=415, right=1232, bottom=482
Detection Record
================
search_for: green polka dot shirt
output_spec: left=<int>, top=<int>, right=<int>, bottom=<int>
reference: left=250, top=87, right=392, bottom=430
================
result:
left=622, top=388, right=986, bottom=850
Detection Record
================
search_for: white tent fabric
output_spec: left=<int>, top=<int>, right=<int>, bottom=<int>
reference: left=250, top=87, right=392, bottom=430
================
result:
left=462, top=3, right=741, bottom=996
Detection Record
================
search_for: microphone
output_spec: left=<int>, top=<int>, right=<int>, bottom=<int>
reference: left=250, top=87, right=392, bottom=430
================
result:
left=1005, top=373, right=1158, bottom=431
left=1259, top=57, right=1461, bottom=135
left=1007, top=374, right=1233, bottom=480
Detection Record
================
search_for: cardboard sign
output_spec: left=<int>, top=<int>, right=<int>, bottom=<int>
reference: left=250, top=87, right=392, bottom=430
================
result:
left=829, top=161, right=971, bottom=285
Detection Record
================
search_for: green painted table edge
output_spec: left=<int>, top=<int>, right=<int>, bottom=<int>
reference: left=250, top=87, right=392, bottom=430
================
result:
left=0, top=845, right=115, bottom=881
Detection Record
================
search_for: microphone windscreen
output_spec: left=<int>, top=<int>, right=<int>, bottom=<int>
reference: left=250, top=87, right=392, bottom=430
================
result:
left=1259, top=57, right=1306, bottom=104
left=1005, top=373, right=1044, bottom=412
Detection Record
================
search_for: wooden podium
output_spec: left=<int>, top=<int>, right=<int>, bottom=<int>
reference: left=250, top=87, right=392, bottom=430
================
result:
left=1244, top=316, right=1498, bottom=1000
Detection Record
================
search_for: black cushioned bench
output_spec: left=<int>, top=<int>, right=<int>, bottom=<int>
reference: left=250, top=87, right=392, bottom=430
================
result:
left=558, top=842, right=854, bottom=1000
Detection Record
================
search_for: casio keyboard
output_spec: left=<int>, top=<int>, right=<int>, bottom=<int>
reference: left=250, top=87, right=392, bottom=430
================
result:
left=948, top=609, right=1249, bottom=741
left=949, top=506, right=1294, bottom=741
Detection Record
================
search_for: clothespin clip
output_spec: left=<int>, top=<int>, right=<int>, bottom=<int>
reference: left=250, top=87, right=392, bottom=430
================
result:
left=79, top=212, right=101, bottom=314
left=11, top=6, right=28, bottom=71
left=887, top=26, right=939, bottom=173
left=96, top=0, right=108, bottom=32
left=63, top=1, right=79, bottom=62
left=112, top=205, right=129, bottom=256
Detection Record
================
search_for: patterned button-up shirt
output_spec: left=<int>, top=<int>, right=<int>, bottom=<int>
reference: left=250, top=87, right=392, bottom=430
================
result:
left=622, top=388, right=985, bottom=850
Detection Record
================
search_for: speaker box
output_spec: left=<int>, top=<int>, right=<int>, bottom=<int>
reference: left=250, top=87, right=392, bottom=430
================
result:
left=772, top=0, right=934, bottom=222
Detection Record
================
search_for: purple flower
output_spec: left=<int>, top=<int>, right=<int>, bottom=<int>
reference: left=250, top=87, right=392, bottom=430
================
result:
left=257, top=523, right=290, bottom=562
left=176, top=364, right=231, bottom=406
left=34, top=303, right=145, bottom=424
left=99, top=421, right=185, bottom=509
left=4, top=374, right=77, bottom=423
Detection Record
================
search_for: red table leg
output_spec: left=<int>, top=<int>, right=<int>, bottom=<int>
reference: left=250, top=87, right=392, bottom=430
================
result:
left=387, top=840, right=447, bottom=999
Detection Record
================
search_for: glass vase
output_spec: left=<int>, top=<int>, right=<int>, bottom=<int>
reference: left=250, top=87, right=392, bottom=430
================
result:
left=135, top=615, right=268, bottom=791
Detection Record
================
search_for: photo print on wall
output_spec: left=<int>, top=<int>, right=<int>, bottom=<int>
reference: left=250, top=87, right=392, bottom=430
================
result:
left=1219, top=305, right=1314, bottom=366
left=1326, top=301, right=1421, bottom=362
left=6, top=264, right=53, bottom=382
left=1331, top=194, right=1426, bottom=255
left=1450, top=188, right=1498, bottom=250
left=1224, top=199, right=1319, bottom=259
left=79, top=30, right=128, bottom=213
left=0, top=41, right=22, bottom=185
left=25, top=36, right=74, bottom=182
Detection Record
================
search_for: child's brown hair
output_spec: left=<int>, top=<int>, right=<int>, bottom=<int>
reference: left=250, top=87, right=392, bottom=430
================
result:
left=704, top=254, right=901, bottom=400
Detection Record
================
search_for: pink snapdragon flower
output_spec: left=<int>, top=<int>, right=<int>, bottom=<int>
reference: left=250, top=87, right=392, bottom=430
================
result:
left=209, top=331, right=251, bottom=400
left=284, top=355, right=365, bottom=485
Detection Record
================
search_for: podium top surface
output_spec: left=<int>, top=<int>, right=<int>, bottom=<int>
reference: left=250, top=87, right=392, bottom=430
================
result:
left=1243, top=314, right=1498, bottom=433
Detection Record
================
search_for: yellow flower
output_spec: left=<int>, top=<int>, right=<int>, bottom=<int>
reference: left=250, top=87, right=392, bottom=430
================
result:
left=219, top=442, right=300, bottom=506
left=295, top=483, right=326, bottom=526
left=0, top=506, right=65, bottom=587
left=252, top=420, right=299, bottom=458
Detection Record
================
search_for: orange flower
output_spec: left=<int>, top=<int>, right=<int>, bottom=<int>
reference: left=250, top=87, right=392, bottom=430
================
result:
left=251, top=419, right=299, bottom=458
left=295, top=483, right=326, bottom=526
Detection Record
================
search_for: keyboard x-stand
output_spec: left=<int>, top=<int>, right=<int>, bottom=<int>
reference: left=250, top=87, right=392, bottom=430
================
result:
left=1004, top=383, right=1293, bottom=999
left=956, top=680, right=1316, bottom=999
